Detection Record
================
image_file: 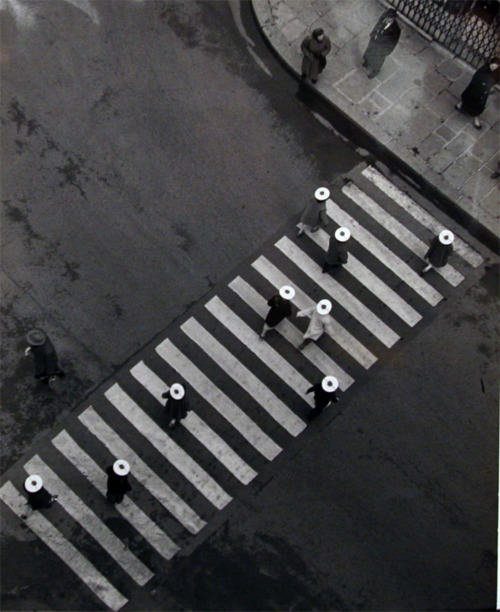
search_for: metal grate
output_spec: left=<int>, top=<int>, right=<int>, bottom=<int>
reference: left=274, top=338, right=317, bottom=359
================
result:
left=387, top=0, right=500, bottom=67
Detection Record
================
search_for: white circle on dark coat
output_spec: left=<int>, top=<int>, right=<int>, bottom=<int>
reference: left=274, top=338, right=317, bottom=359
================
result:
left=314, top=187, right=330, bottom=201
left=439, top=230, right=454, bottom=245
left=322, top=376, right=339, bottom=392
left=25, top=475, right=43, bottom=493
left=113, top=460, right=130, bottom=476
left=316, top=299, right=332, bottom=315
left=170, top=383, right=185, bottom=399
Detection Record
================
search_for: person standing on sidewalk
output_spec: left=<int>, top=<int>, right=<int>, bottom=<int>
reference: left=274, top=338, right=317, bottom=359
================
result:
left=24, top=328, right=65, bottom=384
left=24, top=475, right=56, bottom=510
left=455, top=57, right=499, bottom=129
left=362, top=9, right=401, bottom=79
left=106, top=460, right=132, bottom=504
left=260, top=285, right=295, bottom=339
left=301, top=28, right=331, bottom=84
left=162, top=383, right=189, bottom=430
left=297, top=299, right=334, bottom=350
left=297, top=187, right=330, bottom=236
left=420, top=230, right=454, bottom=275
left=306, top=375, right=339, bottom=421
left=322, top=227, right=350, bottom=273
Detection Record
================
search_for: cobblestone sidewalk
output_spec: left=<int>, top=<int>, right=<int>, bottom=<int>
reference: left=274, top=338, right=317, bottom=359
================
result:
left=252, top=0, right=499, bottom=238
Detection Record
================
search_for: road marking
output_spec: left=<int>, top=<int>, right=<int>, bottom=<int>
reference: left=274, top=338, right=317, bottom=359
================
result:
left=325, top=198, right=443, bottom=306
left=182, top=317, right=305, bottom=436
left=276, top=236, right=400, bottom=348
left=306, top=228, right=422, bottom=327
left=24, top=455, right=153, bottom=586
left=130, top=361, right=257, bottom=485
left=228, top=276, right=355, bottom=391
left=79, top=407, right=206, bottom=535
left=362, top=166, right=483, bottom=268
left=105, top=384, right=232, bottom=511
left=52, top=430, right=180, bottom=561
left=343, top=182, right=464, bottom=287
left=205, top=296, right=313, bottom=414
left=252, top=255, right=377, bottom=368
left=156, top=339, right=282, bottom=461
left=0, top=481, right=128, bottom=611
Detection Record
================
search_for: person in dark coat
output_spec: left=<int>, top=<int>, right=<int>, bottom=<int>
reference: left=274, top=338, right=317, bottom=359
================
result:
left=362, top=9, right=401, bottom=78
left=24, top=475, right=56, bottom=510
left=297, top=187, right=330, bottom=236
left=162, top=383, right=189, bottom=429
left=106, top=460, right=132, bottom=503
left=306, top=375, right=339, bottom=421
left=455, top=58, right=499, bottom=129
left=301, top=28, right=332, bottom=83
left=24, top=328, right=65, bottom=384
left=323, top=227, right=350, bottom=273
left=260, top=285, right=295, bottom=338
left=420, top=230, right=454, bottom=275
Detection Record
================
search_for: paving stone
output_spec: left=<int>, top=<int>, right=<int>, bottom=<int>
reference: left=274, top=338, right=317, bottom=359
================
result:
left=437, top=57, right=465, bottom=81
left=377, top=69, right=424, bottom=104
left=296, top=5, right=322, bottom=28
left=462, top=165, right=500, bottom=203
left=471, top=127, right=500, bottom=162
left=429, top=149, right=456, bottom=173
left=281, top=17, right=308, bottom=43
left=273, top=1, right=297, bottom=25
left=442, top=153, right=483, bottom=188
left=421, top=69, right=452, bottom=99
left=335, top=68, right=380, bottom=103
left=285, top=0, right=307, bottom=16
left=364, top=89, right=393, bottom=113
left=413, top=132, right=447, bottom=161
left=375, top=104, right=413, bottom=138
left=435, top=124, right=456, bottom=143
left=321, top=50, right=352, bottom=82
left=426, top=89, right=457, bottom=121
left=443, top=132, right=475, bottom=158
left=398, top=85, right=426, bottom=110
left=312, top=0, right=332, bottom=17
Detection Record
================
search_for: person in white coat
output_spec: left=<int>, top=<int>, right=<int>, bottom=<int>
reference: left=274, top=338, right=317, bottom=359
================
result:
left=296, top=299, right=334, bottom=350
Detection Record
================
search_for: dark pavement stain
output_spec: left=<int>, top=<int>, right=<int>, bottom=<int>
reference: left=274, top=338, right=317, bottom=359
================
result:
left=159, top=3, right=201, bottom=48
left=62, top=260, right=81, bottom=282
left=7, top=99, right=39, bottom=135
left=172, top=223, right=194, bottom=253
left=56, top=157, right=87, bottom=198
left=2, top=200, right=43, bottom=243
left=479, top=263, right=499, bottom=299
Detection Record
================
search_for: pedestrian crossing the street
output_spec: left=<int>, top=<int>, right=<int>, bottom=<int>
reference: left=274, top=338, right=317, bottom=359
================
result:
left=0, top=164, right=485, bottom=610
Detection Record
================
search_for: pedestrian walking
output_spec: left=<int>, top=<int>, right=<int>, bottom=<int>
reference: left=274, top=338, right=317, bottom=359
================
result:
left=306, top=375, right=339, bottom=421
left=490, top=160, right=500, bottom=179
left=297, top=299, right=335, bottom=350
left=162, top=383, right=189, bottom=430
left=323, top=227, right=350, bottom=273
left=301, top=28, right=331, bottom=84
left=420, top=230, right=454, bottom=275
left=106, top=460, right=132, bottom=504
left=24, top=475, right=56, bottom=510
left=362, top=9, right=401, bottom=79
left=24, top=328, right=65, bottom=384
left=297, top=187, right=330, bottom=236
left=260, top=285, right=295, bottom=339
left=455, top=57, right=499, bottom=129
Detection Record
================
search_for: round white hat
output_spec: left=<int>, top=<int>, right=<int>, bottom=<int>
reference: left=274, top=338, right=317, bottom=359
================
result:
left=316, top=299, right=332, bottom=315
left=335, top=227, right=351, bottom=242
left=170, top=383, right=185, bottom=400
left=439, top=230, right=454, bottom=245
left=279, top=285, right=295, bottom=300
left=113, top=460, right=130, bottom=476
left=321, top=375, right=339, bottom=392
left=314, top=187, right=330, bottom=201
left=25, top=475, right=43, bottom=493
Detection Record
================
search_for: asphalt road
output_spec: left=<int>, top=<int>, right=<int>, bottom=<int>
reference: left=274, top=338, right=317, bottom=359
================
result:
left=0, top=1, right=497, bottom=611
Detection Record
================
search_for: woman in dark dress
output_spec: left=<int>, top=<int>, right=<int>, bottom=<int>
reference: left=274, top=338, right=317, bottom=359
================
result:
left=421, top=230, right=454, bottom=275
left=363, top=9, right=401, bottom=78
left=260, top=285, right=295, bottom=339
left=106, top=460, right=132, bottom=503
left=24, top=475, right=55, bottom=509
left=306, top=376, right=339, bottom=421
left=323, top=227, right=350, bottom=273
left=301, top=28, right=332, bottom=84
left=162, top=383, right=189, bottom=429
left=455, top=58, right=499, bottom=129
left=25, top=328, right=65, bottom=383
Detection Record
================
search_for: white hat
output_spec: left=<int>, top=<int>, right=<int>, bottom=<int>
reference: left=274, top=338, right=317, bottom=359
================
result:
left=113, top=460, right=130, bottom=476
left=439, top=230, right=454, bottom=245
left=279, top=285, right=295, bottom=300
left=321, top=376, right=339, bottom=392
left=314, top=187, right=330, bottom=201
left=169, top=383, right=185, bottom=400
left=316, top=299, right=332, bottom=315
left=25, top=475, right=43, bottom=493
left=335, top=227, right=351, bottom=242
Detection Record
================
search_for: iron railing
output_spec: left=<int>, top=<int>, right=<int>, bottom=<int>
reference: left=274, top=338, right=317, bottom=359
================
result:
left=387, top=0, right=500, bottom=68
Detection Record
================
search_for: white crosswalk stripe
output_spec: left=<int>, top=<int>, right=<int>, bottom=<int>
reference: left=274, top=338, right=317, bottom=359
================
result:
left=342, top=183, right=464, bottom=287
left=79, top=406, right=206, bottom=534
left=252, top=255, right=377, bottom=368
left=306, top=228, right=422, bottom=327
left=52, top=430, right=180, bottom=561
left=205, top=296, right=313, bottom=415
left=326, top=198, right=443, bottom=306
left=228, top=276, right=355, bottom=391
left=181, top=317, right=306, bottom=436
left=156, top=338, right=282, bottom=461
left=361, top=166, right=483, bottom=268
left=130, top=361, right=257, bottom=485
left=105, top=384, right=232, bottom=510
left=24, top=455, right=153, bottom=586
left=0, top=481, right=129, bottom=611
left=276, top=236, right=400, bottom=347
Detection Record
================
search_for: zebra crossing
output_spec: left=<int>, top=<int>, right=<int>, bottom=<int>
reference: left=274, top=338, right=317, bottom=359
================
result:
left=0, top=164, right=485, bottom=610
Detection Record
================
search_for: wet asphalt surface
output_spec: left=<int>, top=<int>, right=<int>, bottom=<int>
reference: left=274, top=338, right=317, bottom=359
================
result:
left=0, top=1, right=498, bottom=610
